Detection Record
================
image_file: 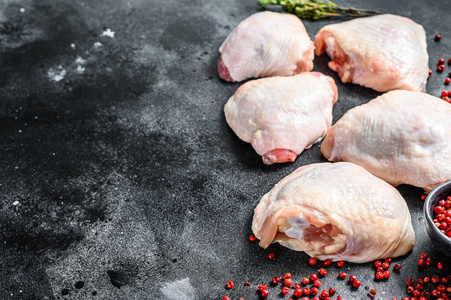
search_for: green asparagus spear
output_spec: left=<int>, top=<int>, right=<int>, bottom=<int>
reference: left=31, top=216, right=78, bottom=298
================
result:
left=258, top=0, right=383, bottom=20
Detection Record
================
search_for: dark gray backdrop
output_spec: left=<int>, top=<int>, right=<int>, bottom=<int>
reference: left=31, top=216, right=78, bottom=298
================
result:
left=0, top=0, right=450, bottom=299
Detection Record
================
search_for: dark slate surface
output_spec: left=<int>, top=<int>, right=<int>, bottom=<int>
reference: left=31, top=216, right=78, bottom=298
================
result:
left=1, top=0, right=450, bottom=299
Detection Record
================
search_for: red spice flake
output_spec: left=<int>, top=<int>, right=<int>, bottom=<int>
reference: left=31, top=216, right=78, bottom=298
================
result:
left=421, top=194, right=427, bottom=200
left=376, top=271, right=384, bottom=280
left=352, top=280, right=361, bottom=288
left=268, top=253, right=275, bottom=260
left=271, top=276, right=280, bottom=285
left=303, top=287, right=310, bottom=295
left=283, top=273, right=291, bottom=280
left=319, top=268, right=327, bottom=276
left=438, top=58, right=446, bottom=65
left=310, top=273, right=318, bottom=282
left=438, top=262, right=445, bottom=270
left=337, top=261, right=344, bottom=267
left=261, top=289, right=269, bottom=298
left=394, top=263, right=402, bottom=271
left=258, top=284, right=267, bottom=291
left=248, top=235, right=256, bottom=242
left=321, top=290, right=330, bottom=298
left=418, top=258, right=426, bottom=267
left=301, top=278, right=309, bottom=286
left=329, top=287, right=336, bottom=295
left=309, top=257, right=318, bottom=266
left=226, top=281, right=234, bottom=289
left=432, top=275, right=440, bottom=284
left=313, top=279, right=321, bottom=288
left=294, top=288, right=303, bottom=297
left=244, top=281, right=251, bottom=287
left=282, top=286, right=289, bottom=295
left=369, top=288, right=377, bottom=297
left=435, top=34, right=442, bottom=41
left=338, top=272, right=347, bottom=279
left=323, top=259, right=331, bottom=267
left=283, top=278, right=292, bottom=287
left=310, top=287, right=319, bottom=296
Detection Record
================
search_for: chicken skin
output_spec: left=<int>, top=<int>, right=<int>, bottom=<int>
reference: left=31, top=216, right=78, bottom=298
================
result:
left=224, top=72, right=338, bottom=164
left=218, top=11, right=314, bottom=82
left=321, top=90, right=451, bottom=192
left=252, top=162, right=415, bottom=263
left=314, top=14, right=428, bottom=92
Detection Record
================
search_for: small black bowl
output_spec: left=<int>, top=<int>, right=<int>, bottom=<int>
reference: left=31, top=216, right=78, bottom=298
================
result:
left=424, top=181, right=451, bottom=257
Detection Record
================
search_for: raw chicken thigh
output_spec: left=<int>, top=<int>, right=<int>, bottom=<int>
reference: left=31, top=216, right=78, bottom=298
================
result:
left=224, top=72, right=338, bottom=164
left=321, top=90, right=451, bottom=192
left=252, top=162, right=415, bottom=263
left=314, top=14, right=428, bottom=92
left=218, top=11, right=314, bottom=82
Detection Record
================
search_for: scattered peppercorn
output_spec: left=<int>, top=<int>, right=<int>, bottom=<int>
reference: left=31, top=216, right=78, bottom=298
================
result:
left=283, top=279, right=292, bottom=287
left=226, top=281, right=234, bottom=289
left=352, top=280, right=361, bottom=288
left=376, top=271, right=384, bottom=280
left=283, top=273, right=291, bottom=279
left=244, top=282, right=251, bottom=287
left=418, top=259, right=426, bottom=267
left=261, top=289, right=269, bottom=298
left=294, top=288, right=303, bottom=297
left=438, top=262, right=445, bottom=270
left=435, top=34, right=442, bottom=41
left=421, top=194, right=427, bottom=200
left=446, top=78, right=451, bottom=85
left=309, top=257, right=318, bottom=266
left=374, top=261, right=382, bottom=268
left=258, top=284, right=267, bottom=291
left=272, top=276, right=280, bottom=285
left=329, top=287, right=336, bottom=296
left=369, top=288, right=377, bottom=297
left=222, top=297, right=230, bottom=300
left=268, top=253, right=275, bottom=260
left=349, top=275, right=357, bottom=283
left=319, top=268, right=327, bottom=276
left=249, top=235, right=256, bottom=242
left=313, top=279, right=321, bottom=288
left=310, top=274, right=318, bottom=282
left=323, top=259, right=331, bottom=267
left=394, top=263, right=402, bottom=271
left=438, top=65, right=445, bottom=72
left=303, top=287, right=310, bottom=295
left=310, top=287, right=318, bottom=295
left=282, top=286, right=289, bottom=295
left=438, top=58, right=446, bottom=65
left=337, top=261, right=344, bottom=268
left=338, top=272, right=347, bottom=279
left=302, top=278, right=309, bottom=286
left=384, top=270, right=391, bottom=279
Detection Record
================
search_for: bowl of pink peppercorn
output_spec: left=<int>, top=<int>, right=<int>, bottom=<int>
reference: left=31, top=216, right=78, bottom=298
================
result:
left=424, top=181, right=451, bottom=256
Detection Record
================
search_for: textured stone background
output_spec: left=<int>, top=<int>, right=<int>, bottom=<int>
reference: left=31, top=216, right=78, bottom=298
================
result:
left=0, top=0, right=450, bottom=299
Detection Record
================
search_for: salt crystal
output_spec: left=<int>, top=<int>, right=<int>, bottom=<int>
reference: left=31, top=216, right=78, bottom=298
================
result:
left=101, top=28, right=115, bottom=38
left=13, top=201, right=19, bottom=206
left=94, top=42, right=102, bottom=49
left=20, top=8, right=25, bottom=13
